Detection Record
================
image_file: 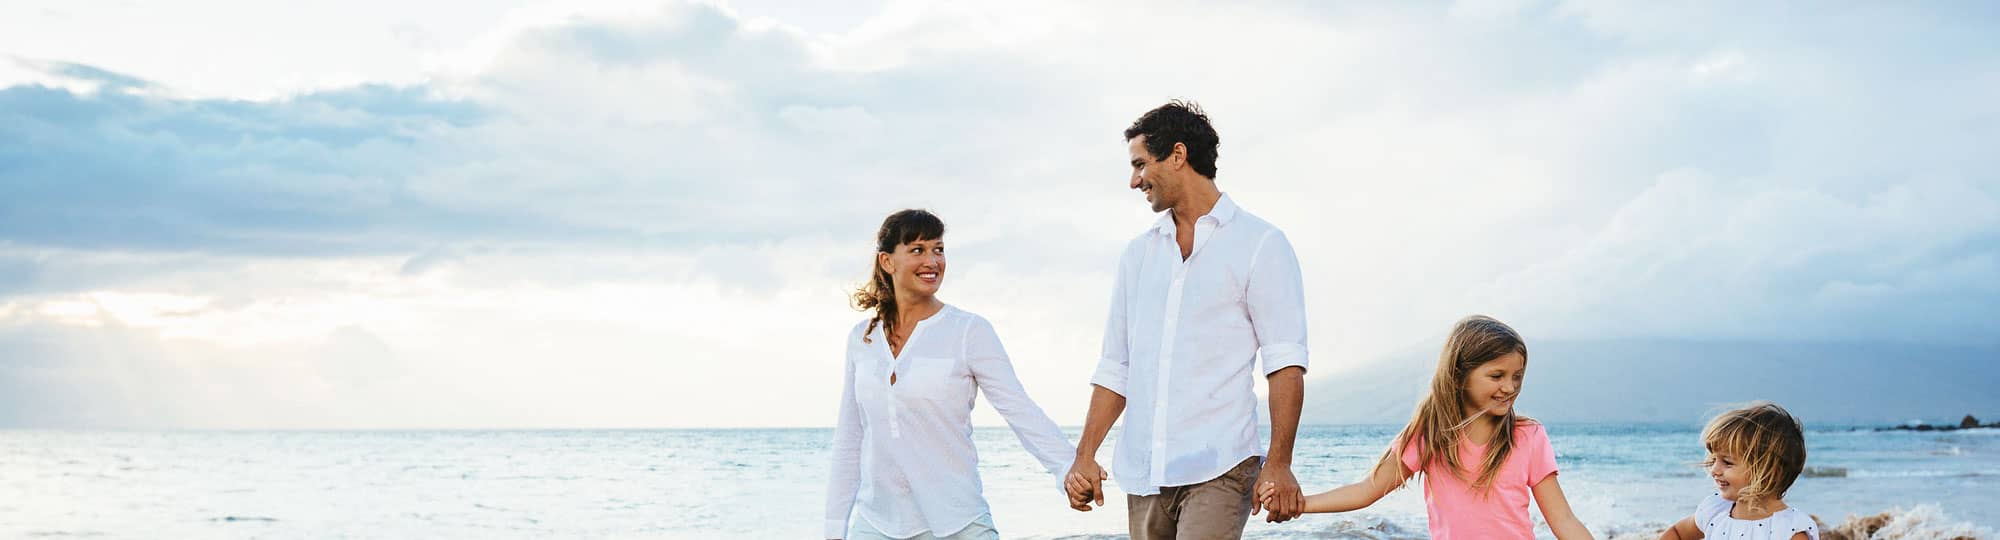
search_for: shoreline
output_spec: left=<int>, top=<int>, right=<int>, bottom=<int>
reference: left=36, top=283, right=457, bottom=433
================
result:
left=1035, top=505, right=1994, bottom=540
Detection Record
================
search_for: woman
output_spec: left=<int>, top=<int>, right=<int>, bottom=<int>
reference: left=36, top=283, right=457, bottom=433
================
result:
left=824, top=209, right=1076, bottom=540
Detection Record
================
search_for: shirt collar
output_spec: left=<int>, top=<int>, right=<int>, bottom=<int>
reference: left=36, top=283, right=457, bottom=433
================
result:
left=1151, top=193, right=1239, bottom=235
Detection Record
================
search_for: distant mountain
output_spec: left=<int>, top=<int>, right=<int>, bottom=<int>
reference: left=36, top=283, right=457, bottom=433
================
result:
left=1298, top=340, right=2000, bottom=426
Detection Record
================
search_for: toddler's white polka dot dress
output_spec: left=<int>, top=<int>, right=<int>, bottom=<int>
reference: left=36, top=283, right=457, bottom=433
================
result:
left=1693, top=493, right=1819, bottom=540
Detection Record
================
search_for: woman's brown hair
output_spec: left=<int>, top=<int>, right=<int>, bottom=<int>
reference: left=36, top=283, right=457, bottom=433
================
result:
left=851, top=209, right=945, bottom=346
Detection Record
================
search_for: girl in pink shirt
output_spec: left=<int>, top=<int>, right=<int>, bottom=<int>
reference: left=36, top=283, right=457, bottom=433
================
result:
left=1260, top=315, right=1596, bottom=540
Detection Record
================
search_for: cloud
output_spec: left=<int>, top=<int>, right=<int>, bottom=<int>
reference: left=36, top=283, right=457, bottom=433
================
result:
left=0, top=0, right=1995, bottom=427
left=0, top=2, right=1124, bottom=263
left=1479, top=170, right=2000, bottom=343
left=0, top=69, right=501, bottom=256
left=0, top=313, right=424, bottom=428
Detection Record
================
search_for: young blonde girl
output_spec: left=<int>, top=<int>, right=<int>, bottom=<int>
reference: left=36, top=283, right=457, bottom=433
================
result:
left=1260, top=315, right=1595, bottom=540
left=1658, top=402, right=1817, bottom=540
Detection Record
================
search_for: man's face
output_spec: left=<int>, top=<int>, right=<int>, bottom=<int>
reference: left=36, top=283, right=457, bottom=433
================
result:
left=1128, top=135, right=1176, bottom=213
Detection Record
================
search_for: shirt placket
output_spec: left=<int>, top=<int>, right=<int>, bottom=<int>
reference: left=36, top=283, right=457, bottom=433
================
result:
left=881, top=321, right=930, bottom=440
left=1148, top=217, right=1217, bottom=486
left=884, top=353, right=903, bottom=440
left=1149, top=256, right=1184, bottom=485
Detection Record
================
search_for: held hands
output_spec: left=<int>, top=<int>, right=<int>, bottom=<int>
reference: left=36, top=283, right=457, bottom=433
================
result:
left=1065, top=458, right=1109, bottom=511
left=1253, top=464, right=1304, bottom=523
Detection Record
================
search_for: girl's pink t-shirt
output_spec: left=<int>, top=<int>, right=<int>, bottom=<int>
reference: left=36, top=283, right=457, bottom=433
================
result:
left=1398, top=421, right=1559, bottom=540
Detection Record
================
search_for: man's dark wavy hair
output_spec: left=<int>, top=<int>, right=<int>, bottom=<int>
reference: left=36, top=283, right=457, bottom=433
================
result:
left=1123, top=100, right=1220, bottom=179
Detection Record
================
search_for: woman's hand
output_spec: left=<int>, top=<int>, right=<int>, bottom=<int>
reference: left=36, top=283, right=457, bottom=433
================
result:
left=1065, top=458, right=1108, bottom=511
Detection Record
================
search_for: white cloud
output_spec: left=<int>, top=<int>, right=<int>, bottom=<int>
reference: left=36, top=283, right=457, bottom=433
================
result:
left=1449, top=0, right=1539, bottom=21
left=0, top=57, right=106, bottom=96
left=1690, top=50, right=1750, bottom=81
left=1, top=0, right=1995, bottom=427
left=779, top=104, right=884, bottom=135
left=1480, top=170, right=1999, bottom=343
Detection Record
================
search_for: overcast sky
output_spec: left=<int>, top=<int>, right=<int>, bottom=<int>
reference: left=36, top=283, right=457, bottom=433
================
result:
left=2, top=0, right=1995, bottom=428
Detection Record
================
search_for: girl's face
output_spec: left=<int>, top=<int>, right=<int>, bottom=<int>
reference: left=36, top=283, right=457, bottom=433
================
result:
left=1462, top=351, right=1525, bottom=419
left=879, top=237, right=946, bottom=299
left=1706, top=449, right=1751, bottom=501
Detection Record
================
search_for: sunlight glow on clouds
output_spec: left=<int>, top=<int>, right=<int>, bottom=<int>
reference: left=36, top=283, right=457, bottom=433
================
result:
left=1, top=0, right=1995, bottom=428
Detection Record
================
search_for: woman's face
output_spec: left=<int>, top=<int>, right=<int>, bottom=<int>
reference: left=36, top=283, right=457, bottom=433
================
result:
left=879, top=237, right=946, bottom=300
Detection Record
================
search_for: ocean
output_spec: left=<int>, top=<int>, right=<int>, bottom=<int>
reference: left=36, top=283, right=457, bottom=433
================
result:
left=3, top=424, right=1995, bottom=538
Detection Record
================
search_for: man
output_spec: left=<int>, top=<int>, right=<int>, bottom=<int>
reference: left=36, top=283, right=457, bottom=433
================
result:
left=1065, top=100, right=1311, bottom=537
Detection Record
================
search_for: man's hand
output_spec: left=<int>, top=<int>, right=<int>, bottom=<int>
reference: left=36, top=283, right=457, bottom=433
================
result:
left=1065, top=458, right=1108, bottom=511
left=1253, top=463, right=1304, bottom=523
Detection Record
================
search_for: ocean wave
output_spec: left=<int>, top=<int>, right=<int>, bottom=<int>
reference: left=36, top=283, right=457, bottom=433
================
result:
left=1606, top=505, right=1992, bottom=540
left=1037, top=506, right=1991, bottom=540
left=1820, top=505, right=1997, bottom=540
left=1842, top=470, right=1997, bottom=479
left=1037, top=516, right=1428, bottom=539
left=1656, top=468, right=1993, bottom=480
left=209, top=516, right=279, bottom=523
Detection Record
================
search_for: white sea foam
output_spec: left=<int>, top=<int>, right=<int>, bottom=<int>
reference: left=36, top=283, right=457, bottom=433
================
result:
left=0, top=425, right=1993, bottom=539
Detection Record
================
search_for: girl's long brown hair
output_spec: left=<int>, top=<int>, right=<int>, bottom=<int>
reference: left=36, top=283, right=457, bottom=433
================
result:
left=1369, top=315, right=1532, bottom=494
left=851, top=209, right=944, bottom=347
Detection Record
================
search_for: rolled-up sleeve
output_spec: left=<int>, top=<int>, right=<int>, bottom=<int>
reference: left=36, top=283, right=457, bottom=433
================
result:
left=1089, top=242, right=1137, bottom=396
left=1246, top=229, right=1309, bottom=376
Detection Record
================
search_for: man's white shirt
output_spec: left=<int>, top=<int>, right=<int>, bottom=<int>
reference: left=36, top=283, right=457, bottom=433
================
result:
left=1091, top=194, right=1310, bottom=495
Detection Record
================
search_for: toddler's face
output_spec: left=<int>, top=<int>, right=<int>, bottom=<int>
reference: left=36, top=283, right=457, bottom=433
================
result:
left=1705, top=449, right=1750, bottom=501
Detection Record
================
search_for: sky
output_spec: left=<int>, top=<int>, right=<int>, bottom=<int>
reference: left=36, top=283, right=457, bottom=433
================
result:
left=1, top=0, right=1996, bottom=429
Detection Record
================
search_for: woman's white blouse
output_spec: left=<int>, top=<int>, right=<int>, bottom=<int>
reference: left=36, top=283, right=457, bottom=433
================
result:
left=824, top=305, right=1076, bottom=539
